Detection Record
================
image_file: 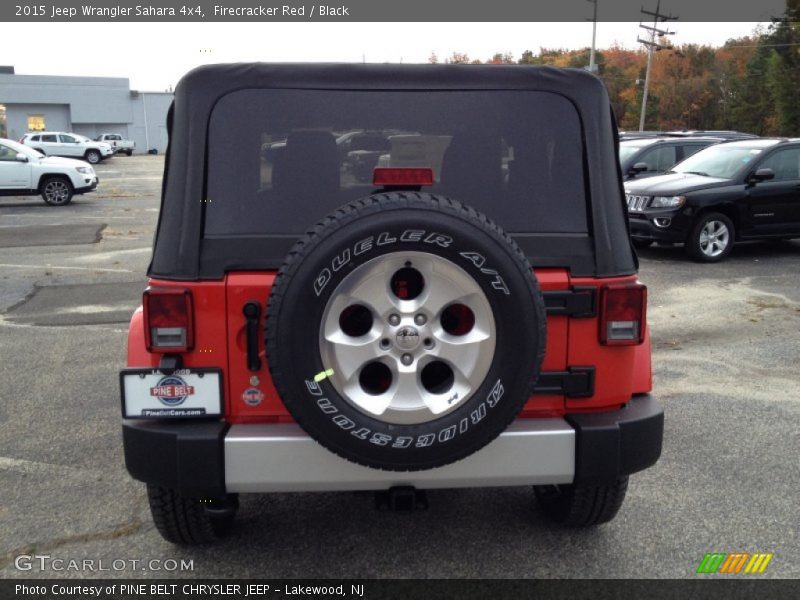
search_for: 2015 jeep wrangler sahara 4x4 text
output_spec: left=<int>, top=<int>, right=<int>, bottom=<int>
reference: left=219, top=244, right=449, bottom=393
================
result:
left=120, top=64, right=663, bottom=544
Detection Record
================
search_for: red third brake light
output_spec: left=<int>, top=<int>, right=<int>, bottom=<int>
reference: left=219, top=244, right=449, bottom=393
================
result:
left=599, top=284, right=647, bottom=346
left=143, top=288, right=194, bottom=353
left=373, top=167, right=434, bottom=187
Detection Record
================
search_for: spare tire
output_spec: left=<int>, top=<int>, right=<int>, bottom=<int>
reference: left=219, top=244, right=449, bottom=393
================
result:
left=265, top=193, right=546, bottom=471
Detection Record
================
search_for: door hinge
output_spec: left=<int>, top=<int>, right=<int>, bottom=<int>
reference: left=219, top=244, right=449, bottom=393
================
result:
left=543, top=287, right=596, bottom=318
left=533, top=367, right=595, bottom=398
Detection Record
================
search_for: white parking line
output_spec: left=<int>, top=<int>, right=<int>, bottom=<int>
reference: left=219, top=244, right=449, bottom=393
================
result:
left=0, top=263, right=133, bottom=273
left=0, top=214, right=143, bottom=220
left=0, top=456, right=89, bottom=477
left=74, top=247, right=150, bottom=262
left=56, top=304, right=134, bottom=314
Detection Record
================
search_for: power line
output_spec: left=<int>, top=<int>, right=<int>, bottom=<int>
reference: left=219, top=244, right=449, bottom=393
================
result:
left=637, top=0, right=678, bottom=131
left=722, top=42, right=800, bottom=48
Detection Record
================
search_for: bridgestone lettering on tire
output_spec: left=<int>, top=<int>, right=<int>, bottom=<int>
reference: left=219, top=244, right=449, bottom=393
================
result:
left=265, top=193, right=546, bottom=471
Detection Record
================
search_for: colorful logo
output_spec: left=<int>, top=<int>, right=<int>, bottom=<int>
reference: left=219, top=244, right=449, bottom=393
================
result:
left=696, top=552, right=773, bottom=574
left=242, top=387, right=264, bottom=407
left=150, top=375, right=195, bottom=406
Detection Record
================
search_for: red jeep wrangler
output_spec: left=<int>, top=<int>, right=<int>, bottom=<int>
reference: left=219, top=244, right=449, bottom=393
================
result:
left=120, top=64, right=663, bottom=544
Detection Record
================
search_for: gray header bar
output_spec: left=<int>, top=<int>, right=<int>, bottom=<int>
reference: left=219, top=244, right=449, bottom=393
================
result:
left=2, top=0, right=787, bottom=22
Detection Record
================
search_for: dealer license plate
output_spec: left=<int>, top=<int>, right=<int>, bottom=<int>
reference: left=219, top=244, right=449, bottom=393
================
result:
left=120, top=368, right=222, bottom=418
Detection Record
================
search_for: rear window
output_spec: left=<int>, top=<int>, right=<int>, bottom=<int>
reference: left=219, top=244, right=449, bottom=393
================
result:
left=205, top=89, right=588, bottom=237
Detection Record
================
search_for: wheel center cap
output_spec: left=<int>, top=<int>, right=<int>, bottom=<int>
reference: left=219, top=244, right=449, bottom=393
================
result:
left=395, top=326, right=420, bottom=350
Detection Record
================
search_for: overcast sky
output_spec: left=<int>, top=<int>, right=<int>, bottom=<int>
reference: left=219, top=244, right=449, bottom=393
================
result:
left=3, top=21, right=764, bottom=91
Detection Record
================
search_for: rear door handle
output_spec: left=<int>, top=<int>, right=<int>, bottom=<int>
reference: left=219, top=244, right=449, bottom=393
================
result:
left=243, top=302, right=262, bottom=372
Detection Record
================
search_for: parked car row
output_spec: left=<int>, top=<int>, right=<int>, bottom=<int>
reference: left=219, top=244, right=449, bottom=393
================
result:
left=620, top=136, right=724, bottom=181
left=625, top=137, right=800, bottom=262
left=19, top=131, right=113, bottom=164
left=5, top=120, right=798, bottom=264
left=95, top=133, right=136, bottom=156
left=0, top=137, right=98, bottom=205
left=0, top=130, right=135, bottom=206
left=17, top=130, right=136, bottom=164
left=619, top=129, right=757, bottom=142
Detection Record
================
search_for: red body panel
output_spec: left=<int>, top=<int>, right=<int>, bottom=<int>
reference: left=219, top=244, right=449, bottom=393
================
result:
left=127, top=269, right=650, bottom=422
left=224, top=273, right=283, bottom=423
left=126, top=280, right=228, bottom=372
left=566, top=274, right=649, bottom=411
left=519, top=269, right=569, bottom=416
left=632, top=326, right=654, bottom=394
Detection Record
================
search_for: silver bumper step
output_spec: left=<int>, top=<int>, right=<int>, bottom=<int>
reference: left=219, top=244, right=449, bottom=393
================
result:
left=224, top=419, right=575, bottom=493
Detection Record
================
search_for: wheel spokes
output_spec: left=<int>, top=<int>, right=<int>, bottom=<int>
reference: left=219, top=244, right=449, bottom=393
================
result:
left=323, top=330, right=380, bottom=382
left=431, top=330, right=491, bottom=383
left=319, top=251, right=496, bottom=425
left=349, top=267, right=400, bottom=318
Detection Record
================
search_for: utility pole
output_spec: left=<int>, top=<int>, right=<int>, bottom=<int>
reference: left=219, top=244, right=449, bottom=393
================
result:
left=587, top=0, right=599, bottom=73
left=637, top=0, right=677, bottom=131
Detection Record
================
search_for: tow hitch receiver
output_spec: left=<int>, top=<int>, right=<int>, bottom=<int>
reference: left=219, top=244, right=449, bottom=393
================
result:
left=375, top=486, right=429, bottom=511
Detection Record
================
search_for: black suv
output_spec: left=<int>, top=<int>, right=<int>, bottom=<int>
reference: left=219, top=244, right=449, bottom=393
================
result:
left=625, top=138, right=800, bottom=261
left=620, top=136, right=722, bottom=181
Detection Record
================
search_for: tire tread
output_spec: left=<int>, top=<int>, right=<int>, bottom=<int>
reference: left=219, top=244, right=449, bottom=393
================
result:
left=146, top=484, right=223, bottom=545
left=534, top=476, right=629, bottom=527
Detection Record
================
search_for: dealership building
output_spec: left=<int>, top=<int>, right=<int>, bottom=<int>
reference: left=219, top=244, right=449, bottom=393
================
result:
left=0, top=66, right=173, bottom=153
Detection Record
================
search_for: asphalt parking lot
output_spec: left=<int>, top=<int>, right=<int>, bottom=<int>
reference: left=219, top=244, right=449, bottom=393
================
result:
left=0, top=155, right=798, bottom=579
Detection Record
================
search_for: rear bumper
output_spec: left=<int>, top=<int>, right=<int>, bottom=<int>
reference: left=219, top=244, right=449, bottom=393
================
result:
left=122, top=394, right=662, bottom=496
left=224, top=419, right=576, bottom=493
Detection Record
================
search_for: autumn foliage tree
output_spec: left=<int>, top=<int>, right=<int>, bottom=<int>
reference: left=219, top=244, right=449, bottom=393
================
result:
left=432, top=2, right=799, bottom=135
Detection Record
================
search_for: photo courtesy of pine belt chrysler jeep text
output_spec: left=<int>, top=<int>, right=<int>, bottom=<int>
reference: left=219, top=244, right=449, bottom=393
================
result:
left=119, top=64, right=664, bottom=544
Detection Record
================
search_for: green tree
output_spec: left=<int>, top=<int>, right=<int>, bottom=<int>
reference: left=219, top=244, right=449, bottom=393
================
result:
left=728, top=43, right=773, bottom=134
left=764, top=5, right=800, bottom=135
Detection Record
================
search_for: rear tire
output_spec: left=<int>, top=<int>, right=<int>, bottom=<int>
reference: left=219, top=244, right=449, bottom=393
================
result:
left=125, top=149, right=133, bottom=156
left=534, top=476, right=629, bottom=527
left=40, top=176, right=74, bottom=206
left=85, top=149, right=101, bottom=164
left=146, top=484, right=237, bottom=545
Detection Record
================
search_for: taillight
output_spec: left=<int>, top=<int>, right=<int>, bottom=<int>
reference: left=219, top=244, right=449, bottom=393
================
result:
left=143, top=288, right=194, bottom=353
left=373, top=167, right=434, bottom=187
left=599, top=284, right=647, bottom=345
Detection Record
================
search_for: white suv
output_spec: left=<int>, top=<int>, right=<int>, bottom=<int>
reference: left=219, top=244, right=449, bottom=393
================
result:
left=0, top=138, right=98, bottom=205
left=20, top=131, right=114, bottom=164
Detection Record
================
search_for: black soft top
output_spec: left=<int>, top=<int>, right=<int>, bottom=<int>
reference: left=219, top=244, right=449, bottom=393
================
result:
left=149, top=63, right=636, bottom=280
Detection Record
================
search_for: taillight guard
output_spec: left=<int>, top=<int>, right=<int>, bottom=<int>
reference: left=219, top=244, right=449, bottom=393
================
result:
left=599, top=283, right=647, bottom=346
left=143, top=288, right=195, bottom=353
